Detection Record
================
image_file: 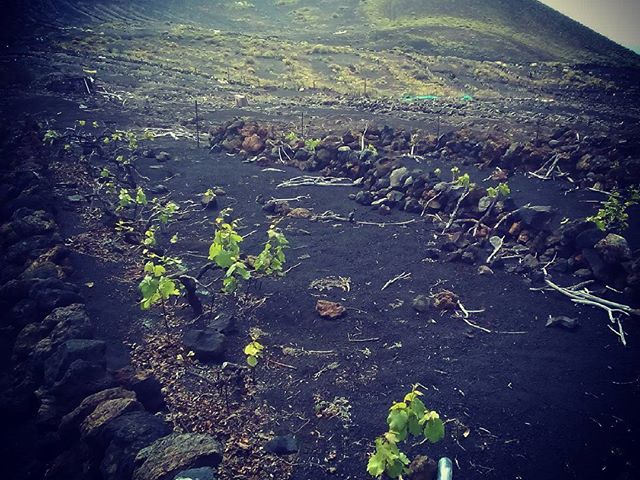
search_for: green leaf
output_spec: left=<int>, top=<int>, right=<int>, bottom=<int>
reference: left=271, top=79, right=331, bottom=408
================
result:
left=424, top=417, right=445, bottom=443
left=366, top=451, right=386, bottom=477
left=222, top=276, right=237, bottom=293
left=139, top=276, right=158, bottom=298
left=408, top=414, right=422, bottom=437
left=244, top=343, right=260, bottom=356
left=136, top=187, right=147, bottom=205
left=153, top=264, right=166, bottom=277
left=409, top=397, right=426, bottom=419
left=385, top=458, right=405, bottom=478
left=246, top=355, right=258, bottom=367
left=387, top=409, right=408, bottom=439
left=158, top=277, right=179, bottom=299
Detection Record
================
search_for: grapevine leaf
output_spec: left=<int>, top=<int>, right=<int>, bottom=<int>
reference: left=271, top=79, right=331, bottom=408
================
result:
left=387, top=409, right=408, bottom=440
left=366, top=451, right=386, bottom=477
left=424, top=417, right=445, bottom=443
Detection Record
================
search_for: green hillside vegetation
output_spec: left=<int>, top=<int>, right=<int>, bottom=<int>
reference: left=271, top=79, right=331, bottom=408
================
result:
left=173, top=0, right=638, bottom=64
left=359, top=0, right=637, bottom=63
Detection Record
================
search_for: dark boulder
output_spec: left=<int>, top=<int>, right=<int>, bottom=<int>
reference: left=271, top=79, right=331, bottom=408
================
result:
left=182, top=328, right=226, bottom=362
left=44, top=339, right=106, bottom=385
left=101, top=411, right=172, bottom=480
left=264, top=434, right=299, bottom=455
left=133, top=433, right=224, bottom=480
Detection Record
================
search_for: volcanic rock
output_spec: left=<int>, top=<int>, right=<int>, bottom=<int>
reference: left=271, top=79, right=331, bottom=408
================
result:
left=315, top=300, right=346, bottom=319
left=133, top=433, right=223, bottom=480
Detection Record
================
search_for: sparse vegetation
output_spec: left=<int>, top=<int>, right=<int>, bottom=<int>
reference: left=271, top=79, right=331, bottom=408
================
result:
left=588, top=188, right=640, bottom=233
left=367, top=385, right=444, bottom=478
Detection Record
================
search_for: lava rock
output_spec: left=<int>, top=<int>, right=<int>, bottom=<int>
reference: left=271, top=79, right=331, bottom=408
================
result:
left=595, top=234, right=631, bottom=265
left=522, top=254, right=540, bottom=270
left=294, top=148, right=310, bottom=161
left=114, top=367, right=165, bottom=412
left=59, top=387, right=137, bottom=439
left=315, top=300, right=346, bottom=319
left=378, top=204, right=392, bottom=215
left=48, top=359, right=115, bottom=408
left=207, top=312, right=237, bottom=335
left=133, top=433, right=224, bottom=480
left=517, top=205, right=554, bottom=230
left=33, top=304, right=95, bottom=365
left=411, top=295, right=431, bottom=313
left=478, top=265, right=494, bottom=275
left=582, top=248, right=608, bottom=281
left=80, top=397, right=144, bottom=444
left=264, top=434, right=299, bottom=455
left=389, top=167, right=409, bottom=188
left=44, top=339, right=107, bottom=385
left=408, top=455, right=437, bottom=480
left=574, top=227, right=606, bottom=249
left=574, top=268, right=593, bottom=279
left=182, top=328, right=226, bottom=362
left=355, top=190, right=373, bottom=206
left=386, top=190, right=405, bottom=205
left=545, top=315, right=579, bottom=330
left=262, top=199, right=290, bottom=216
left=173, top=467, right=217, bottom=480
left=29, top=278, right=83, bottom=314
left=241, top=134, right=264, bottom=154
left=101, top=411, right=172, bottom=480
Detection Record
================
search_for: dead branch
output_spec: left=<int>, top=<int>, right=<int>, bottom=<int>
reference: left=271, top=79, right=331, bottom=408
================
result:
left=267, top=358, right=297, bottom=370
left=277, top=176, right=354, bottom=188
left=486, top=236, right=504, bottom=264
left=542, top=277, right=637, bottom=346
left=443, top=187, right=471, bottom=233
left=493, top=203, right=531, bottom=232
left=381, top=272, right=411, bottom=291
left=347, top=334, right=380, bottom=342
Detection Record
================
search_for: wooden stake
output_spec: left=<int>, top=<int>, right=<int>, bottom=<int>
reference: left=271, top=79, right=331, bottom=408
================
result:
left=300, top=111, right=304, bottom=139
left=364, top=78, right=367, bottom=96
left=195, top=100, right=200, bottom=149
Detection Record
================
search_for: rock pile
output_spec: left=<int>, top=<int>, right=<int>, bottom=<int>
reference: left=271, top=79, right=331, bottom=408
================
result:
left=209, top=119, right=639, bottom=300
left=0, top=125, right=224, bottom=479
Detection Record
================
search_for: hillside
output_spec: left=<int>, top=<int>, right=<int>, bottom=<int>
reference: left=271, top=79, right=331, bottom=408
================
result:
left=3, top=0, right=638, bottom=65
left=359, top=0, right=638, bottom=63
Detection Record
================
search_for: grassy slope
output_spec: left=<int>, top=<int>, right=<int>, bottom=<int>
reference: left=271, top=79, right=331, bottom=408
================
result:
left=359, top=0, right=638, bottom=63
left=9, top=0, right=639, bottom=65
left=179, top=0, right=639, bottom=64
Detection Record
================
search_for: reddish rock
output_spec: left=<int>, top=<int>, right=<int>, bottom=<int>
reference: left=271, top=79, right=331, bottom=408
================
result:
left=242, top=134, right=265, bottom=154
left=315, top=300, right=346, bottom=319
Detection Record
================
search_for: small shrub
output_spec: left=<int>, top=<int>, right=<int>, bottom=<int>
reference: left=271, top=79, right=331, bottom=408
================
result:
left=367, top=385, right=445, bottom=478
left=588, top=188, right=639, bottom=232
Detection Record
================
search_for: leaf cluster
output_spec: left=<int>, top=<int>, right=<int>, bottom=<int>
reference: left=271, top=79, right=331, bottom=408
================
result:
left=305, top=138, right=321, bottom=152
left=139, top=262, right=181, bottom=310
left=254, top=225, right=289, bottom=275
left=244, top=336, right=264, bottom=367
left=487, top=182, right=510, bottom=199
left=367, top=386, right=445, bottom=479
left=588, top=187, right=639, bottom=233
